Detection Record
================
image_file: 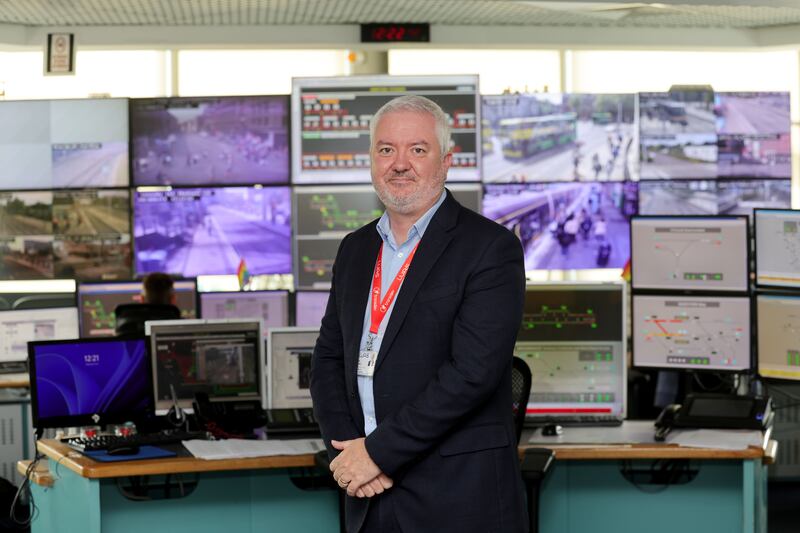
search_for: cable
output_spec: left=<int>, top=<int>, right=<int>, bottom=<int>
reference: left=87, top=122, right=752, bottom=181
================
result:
left=10, top=438, right=44, bottom=527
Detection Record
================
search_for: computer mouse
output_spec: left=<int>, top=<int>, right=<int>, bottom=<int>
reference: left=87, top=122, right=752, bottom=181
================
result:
left=541, top=424, right=563, bottom=437
left=107, top=444, right=141, bottom=456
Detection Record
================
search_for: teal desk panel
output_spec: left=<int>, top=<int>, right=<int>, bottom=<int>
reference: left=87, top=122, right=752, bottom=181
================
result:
left=539, top=459, right=767, bottom=533
left=30, top=461, right=340, bottom=533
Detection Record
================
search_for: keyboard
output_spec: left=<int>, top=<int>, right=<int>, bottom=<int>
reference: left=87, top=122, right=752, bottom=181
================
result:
left=62, top=431, right=209, bottom=452
left=529, top=416, right=624, bottom=428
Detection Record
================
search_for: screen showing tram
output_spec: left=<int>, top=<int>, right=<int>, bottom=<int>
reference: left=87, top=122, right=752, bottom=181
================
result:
left=483, top=182, right=639, bottom=271
left=482, top=93, right=638, bottom=183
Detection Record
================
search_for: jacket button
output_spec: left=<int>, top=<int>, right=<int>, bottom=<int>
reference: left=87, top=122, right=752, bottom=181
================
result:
left=350, top=391, right=356, bottom=398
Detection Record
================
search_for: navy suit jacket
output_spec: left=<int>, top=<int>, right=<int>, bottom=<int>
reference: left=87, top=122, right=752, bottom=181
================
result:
left=310, top=190, right=528, bottom=533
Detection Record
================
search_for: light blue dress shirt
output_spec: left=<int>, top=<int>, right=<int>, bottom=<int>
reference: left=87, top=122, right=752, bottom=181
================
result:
left=357, top=190, right=447, bottom=435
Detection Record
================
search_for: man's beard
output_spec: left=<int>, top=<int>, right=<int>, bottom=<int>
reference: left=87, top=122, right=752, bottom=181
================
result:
left=374, top=172, right=445, bottom=215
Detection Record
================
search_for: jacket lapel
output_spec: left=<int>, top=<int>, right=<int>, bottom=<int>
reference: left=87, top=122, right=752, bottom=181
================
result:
left=374, top=191, right=460, bottom=373
left=345, top=228, right=382, bottom=370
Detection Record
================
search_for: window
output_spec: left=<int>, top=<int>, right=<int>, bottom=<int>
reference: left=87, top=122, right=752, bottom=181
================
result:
left=389, top=49, right=561, bottom=95
left=0, top=50, right=169, bottom=99
left=178, top=50, right=349, bottom=95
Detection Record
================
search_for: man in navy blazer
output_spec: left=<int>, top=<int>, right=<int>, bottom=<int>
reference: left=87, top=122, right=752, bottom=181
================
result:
left=310, top=95, right=528, bottom=533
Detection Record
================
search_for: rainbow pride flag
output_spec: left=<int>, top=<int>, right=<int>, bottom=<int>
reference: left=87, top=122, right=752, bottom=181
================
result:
left=237, top=258, right=251, bottom=289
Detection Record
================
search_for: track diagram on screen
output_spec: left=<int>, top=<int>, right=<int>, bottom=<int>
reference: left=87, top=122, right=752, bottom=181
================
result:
left=642, top=311, right=745, bottom=366
left=650, top=231, right=724, bottom=282
left=521, top=305, right=599, bottom=331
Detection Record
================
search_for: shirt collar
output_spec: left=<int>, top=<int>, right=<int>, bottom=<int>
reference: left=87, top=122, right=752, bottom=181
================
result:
left=376, top=189, right=447, bottom=247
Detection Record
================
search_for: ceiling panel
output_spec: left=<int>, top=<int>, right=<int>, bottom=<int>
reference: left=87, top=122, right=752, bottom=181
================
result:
left=0, top=0, right=799, bottom=29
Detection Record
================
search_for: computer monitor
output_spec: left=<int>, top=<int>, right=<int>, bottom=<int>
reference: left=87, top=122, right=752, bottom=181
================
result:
left=77, top=280, right=197, bottom=337
left=199, top=291, right=290, bottom=334
left=133, top=186, right=291, bottom=278
left=146, top=319, right=264, bottom=412
left=632, top=294, right=751, bottom=371
left=295, top=291, right=329, bottom=327
left=757, top=294, right=800, bottom=381
left=28, top=337, right=153, bottom=428
left=267, top=327, right=318, bottom=409
left=515, top=282, right=626, bottom=421
left=130, top=95, right=290, bottom=186
left=630, top=216, right=749, bottom=292
left=291, top=74, right=480, bottom=184
left=0, top=98, right=129, bottom=190
left=755, top=209, right=800, bottom=289
left=481, top=93, right=637, bottom=183
left=483, top=182, right=638, bottom=271
left=0, top=307, right=79, bottom=364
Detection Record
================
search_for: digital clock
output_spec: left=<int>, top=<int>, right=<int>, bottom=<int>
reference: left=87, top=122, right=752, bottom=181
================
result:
left=360, top=23, right=430, bottom=43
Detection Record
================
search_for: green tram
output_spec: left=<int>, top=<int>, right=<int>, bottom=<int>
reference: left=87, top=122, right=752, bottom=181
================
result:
left=498, top=112, right=577, bottom=162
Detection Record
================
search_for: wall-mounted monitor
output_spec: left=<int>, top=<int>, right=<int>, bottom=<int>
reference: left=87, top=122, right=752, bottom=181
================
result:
left=757, top=294, right=800, bottom=381
left=715, top=92, right=791, bottom=179
left=0, top=307, right=79, bottom=364
left=0, top=98, right=129, bottom=190
left=199, top=290, right=290, bottom=334
left=639, top=179, right=791, bottom=217
left=715, top=179, right=791, bottom=216
left=482, top=93, right=637, bottom=183
left=755, top=209, right=800, bottom=289
left=52, top=189, right=132, bottom=280
left=638, top=92, right=717, bottom=181
left=78, top=279, right=197, bottom=337
left=133, top=186, right=291, bottom=278
left=515, top=282, right=626, bottom=421
left=630, top=216, right=749, bottom=292
left=0, top=189, right=132, bottom=281
left=130, top=95, right=290, bottom=186
left=291, top=75, right=479, bottom=184
left=483, top=182, right=638, bottom=271
left=292, top=184, right=480, bottom=288
left=632, top=294, right=751, bottom=371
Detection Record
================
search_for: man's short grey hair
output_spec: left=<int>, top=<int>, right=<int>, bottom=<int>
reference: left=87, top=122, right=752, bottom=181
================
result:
left=370, top=95, right=452, bottom=157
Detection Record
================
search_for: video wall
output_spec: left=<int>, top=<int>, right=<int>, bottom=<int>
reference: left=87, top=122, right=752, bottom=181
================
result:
left=0, top=82, right=791, bottom=285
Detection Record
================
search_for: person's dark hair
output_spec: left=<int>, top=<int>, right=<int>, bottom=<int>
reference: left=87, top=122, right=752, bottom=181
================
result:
left=142, top=273, right=174, bottom=305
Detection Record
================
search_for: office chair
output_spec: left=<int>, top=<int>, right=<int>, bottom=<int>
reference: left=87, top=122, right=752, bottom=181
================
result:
left=113, top=303, right=181, bottom=337
left=513, top=356, right=555, bottom=533
left=511, top=355, right=532, bottom=444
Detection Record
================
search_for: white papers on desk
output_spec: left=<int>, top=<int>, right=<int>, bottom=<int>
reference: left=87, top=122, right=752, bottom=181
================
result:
left=528, top=420, right=657, bottom=445
left=666, top=429, right=765, bottom=451
left=183, top=439, right=325, bottom=460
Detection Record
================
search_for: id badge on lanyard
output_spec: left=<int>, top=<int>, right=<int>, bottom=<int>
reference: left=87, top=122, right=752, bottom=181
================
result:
left=358, top=242, right=419, bottom=378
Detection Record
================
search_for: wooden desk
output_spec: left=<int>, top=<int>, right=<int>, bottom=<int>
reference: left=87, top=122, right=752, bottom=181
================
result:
left=20, top=439, right=339, bottom=533
left=0, top=373, right=29, bottom=388
left=520, top=439, right=773, bottom=533
left=21, top=437, right=774, bottom=533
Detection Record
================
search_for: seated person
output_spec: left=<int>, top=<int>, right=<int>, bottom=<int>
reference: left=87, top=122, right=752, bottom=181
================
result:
left=114, top=273, right=181, bottom=337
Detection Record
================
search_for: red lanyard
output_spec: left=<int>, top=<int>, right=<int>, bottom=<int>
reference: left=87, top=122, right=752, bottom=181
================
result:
left=369, top=242, right=420, bottom=337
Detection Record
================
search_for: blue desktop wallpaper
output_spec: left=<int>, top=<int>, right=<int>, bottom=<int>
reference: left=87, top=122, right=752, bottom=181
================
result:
left=33, top=339, right=151, bottom=419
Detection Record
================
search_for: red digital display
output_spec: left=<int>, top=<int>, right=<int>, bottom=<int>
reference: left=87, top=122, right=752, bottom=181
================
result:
left=361, top=23, right=430, bottom=43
